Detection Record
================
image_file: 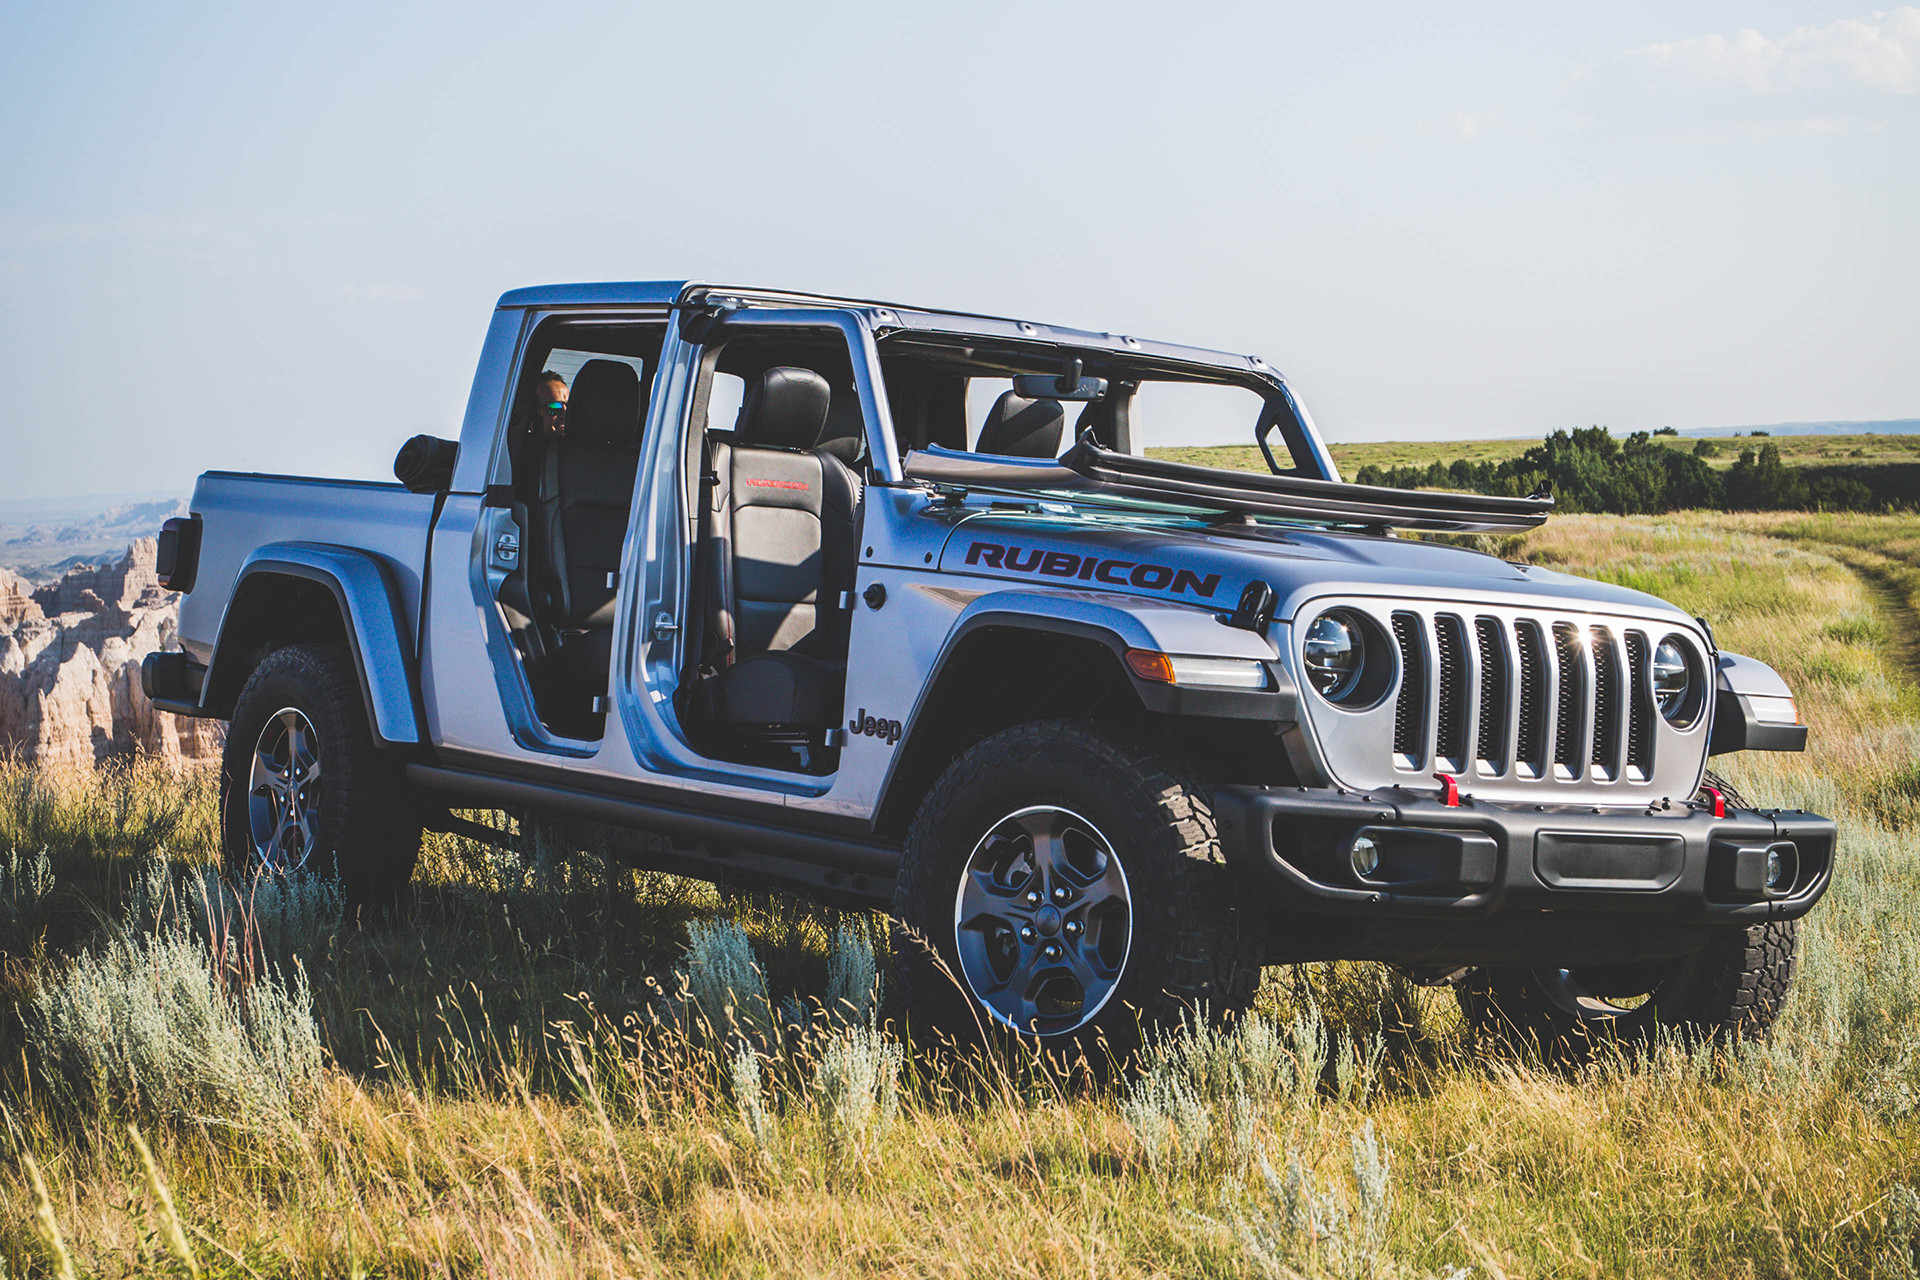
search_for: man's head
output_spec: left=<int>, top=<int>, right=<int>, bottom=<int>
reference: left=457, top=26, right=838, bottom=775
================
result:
left=531, top=371, right=568, bottom=436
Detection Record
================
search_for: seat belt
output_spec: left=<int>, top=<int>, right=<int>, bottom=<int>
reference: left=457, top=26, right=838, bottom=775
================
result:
left=682, top=434, right=731, bottom=695
left=540, top=438, right=568, bottom=622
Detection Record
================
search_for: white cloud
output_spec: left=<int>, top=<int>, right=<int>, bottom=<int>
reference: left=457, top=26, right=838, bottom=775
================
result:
left=1624, top=8, right=1920, bottom=94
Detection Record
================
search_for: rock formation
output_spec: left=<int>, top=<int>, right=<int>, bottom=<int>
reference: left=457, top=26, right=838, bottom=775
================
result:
left=0, top=539, right=224, bottom=768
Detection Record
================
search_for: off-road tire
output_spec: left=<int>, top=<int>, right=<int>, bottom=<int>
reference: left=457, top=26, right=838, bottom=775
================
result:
left=892, top=719, right=1261, bottom=1055
left=1457, top=769, right=1796, bottom=1059
left=219, top=643, right=421, bottom=907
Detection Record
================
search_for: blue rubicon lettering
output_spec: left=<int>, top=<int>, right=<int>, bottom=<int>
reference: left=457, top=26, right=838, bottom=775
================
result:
left=960, top=541, right=1221, bottom=598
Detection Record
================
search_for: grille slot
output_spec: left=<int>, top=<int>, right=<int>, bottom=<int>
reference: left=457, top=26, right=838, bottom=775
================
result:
left=1434, top=615, right=1468, bottom=769
left=1474, top=617, right=1507, bottom=769
left=1625, top=631, right=1652, bottom=777
left=1391, top=612, right=1424, bottom=761
left=1590, top=629, right=1619, bottom=779
left=1514, top=621, right=1547, bottom=776
left=1552, top=623, right=1583, bottom=772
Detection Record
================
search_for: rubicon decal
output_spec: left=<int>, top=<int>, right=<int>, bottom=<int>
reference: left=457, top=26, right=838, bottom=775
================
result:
left=964, top=542, right=1221, bottom=599
left=849, top=708, right=903, bottom=745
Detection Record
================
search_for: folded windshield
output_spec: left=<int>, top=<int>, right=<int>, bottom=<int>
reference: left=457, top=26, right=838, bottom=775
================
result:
left=875, top=333, right=1326, bottom=479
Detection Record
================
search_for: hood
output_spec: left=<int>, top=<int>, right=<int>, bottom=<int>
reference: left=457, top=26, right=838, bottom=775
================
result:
left=935, top=509, right=1690, bottom=624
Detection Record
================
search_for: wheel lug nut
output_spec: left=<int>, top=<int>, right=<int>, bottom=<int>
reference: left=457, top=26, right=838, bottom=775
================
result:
left=1025, top=890, right=1040, bottom=905
left=1020, top=925, right=1035, bottom=942
left=1065, top=920, right=1081, bottom=935
left=1052, top=886, right=1069, bottom=902
left=1043, top=942, right=1061, bottom=960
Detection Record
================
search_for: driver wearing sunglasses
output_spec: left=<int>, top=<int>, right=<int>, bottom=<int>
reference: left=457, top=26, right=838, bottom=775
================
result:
left=530, top=370, right=569, bottom=437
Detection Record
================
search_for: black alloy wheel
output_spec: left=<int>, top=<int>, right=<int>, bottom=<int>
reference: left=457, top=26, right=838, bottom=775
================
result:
left=245, top=706, right=325, bottom=873
left=952, top=804, right=1133, bottom=1036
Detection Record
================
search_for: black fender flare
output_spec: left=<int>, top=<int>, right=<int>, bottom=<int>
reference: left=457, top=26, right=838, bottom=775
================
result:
left=200, top=542, right=423, bottom=747
left=869, top=596, right=1295, bottom=834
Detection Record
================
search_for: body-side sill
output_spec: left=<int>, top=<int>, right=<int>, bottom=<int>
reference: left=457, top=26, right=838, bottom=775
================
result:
left=426, top=746, right=878, bottom=839
left=406, top=762, right=900, bottom=879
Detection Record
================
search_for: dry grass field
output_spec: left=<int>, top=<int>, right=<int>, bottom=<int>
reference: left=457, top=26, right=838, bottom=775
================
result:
left=2, top=512, right=1918, bottom=1277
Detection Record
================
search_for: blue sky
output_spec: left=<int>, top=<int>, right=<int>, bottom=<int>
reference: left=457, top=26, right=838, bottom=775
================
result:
left=0, top=2, right=1914, bottom=501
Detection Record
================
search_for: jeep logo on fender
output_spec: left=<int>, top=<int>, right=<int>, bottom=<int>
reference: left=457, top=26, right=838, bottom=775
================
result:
left=849, top=708, right=903, bottom=745
left=963, top=541, right=1221, bottom=599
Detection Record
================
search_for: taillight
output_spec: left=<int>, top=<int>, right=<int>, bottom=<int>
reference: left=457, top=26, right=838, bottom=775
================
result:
left=156, top=516, right=202, bottom=593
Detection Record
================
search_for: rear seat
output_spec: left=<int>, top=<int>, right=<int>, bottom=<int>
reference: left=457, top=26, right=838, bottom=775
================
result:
left=976, top=391, right=1064, bottom=457
left=527, top=358, right=643, bottom=720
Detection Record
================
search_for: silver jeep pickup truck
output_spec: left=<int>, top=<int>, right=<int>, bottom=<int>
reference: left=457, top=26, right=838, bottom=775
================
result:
left=144, top=280, right=1833, bottom=1053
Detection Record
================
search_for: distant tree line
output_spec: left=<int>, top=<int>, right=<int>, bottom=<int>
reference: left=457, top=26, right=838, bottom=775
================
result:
left=1351, top=427, right=1911, bottom=514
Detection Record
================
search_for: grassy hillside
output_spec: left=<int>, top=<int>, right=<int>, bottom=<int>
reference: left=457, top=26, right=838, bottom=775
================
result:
left=1151, top=431, right=1920, bottom=478
left=3, top=513, right=1919, bottom=1276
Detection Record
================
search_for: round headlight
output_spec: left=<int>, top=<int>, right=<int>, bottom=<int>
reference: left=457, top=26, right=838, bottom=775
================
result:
left=1304, top=611, right=1366, bottom=701
left=1652, top=636, right=1696, bottom=722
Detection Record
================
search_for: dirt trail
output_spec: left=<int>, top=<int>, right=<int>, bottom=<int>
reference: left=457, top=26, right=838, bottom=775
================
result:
left=1778, top=535, right=1920, bottom=691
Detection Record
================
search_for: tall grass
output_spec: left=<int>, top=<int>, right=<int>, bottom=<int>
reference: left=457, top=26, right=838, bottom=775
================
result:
left=0, top=512, right=1916, bottom=1276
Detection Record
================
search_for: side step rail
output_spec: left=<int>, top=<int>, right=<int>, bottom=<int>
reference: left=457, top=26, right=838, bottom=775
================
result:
left=406, top=764, right=899, bottom=907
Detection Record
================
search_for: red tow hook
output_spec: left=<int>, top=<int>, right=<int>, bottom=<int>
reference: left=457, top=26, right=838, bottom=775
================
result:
left=1702, top=785, right=1726, bottom=819
left=1434, top=773, right=1460, bottom=807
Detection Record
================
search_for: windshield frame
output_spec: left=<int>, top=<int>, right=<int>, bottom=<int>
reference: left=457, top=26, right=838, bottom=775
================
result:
left=869, top=322, right=1339, bottom=483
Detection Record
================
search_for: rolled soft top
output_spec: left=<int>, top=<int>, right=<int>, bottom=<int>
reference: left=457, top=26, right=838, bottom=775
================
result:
left=903, top=438, right=1553, bottom=533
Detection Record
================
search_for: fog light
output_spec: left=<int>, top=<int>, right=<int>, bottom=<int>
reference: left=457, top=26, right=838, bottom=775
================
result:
left=1350, top=834, right=1380, bottom=879
left=1765, top=841, right=1797, bottom=893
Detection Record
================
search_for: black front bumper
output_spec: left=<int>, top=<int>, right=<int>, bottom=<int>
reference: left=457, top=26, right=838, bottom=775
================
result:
left=1212, top=785, right=1835, bottom=928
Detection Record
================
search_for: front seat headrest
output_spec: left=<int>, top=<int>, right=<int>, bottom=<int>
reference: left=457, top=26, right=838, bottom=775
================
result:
left=815, top=393, right=867, bottom=465
left=566, top=359, right=643, bottom=446
left=976, top=391, right=1064, bottom=458
left=736, top=366, right=832, bottom=450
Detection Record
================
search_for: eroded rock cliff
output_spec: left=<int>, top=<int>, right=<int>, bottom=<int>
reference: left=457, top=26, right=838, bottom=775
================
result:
left=0, top=539, right=224, bottom=767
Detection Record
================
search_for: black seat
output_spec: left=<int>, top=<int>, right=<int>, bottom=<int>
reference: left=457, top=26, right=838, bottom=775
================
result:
left=976, top=391, right=1064, bottom=458
left=528, top=358, right=643, bottom=720
left=697, top=367, right=860, bottom=732
left=816, top=390, right=868, bottom=465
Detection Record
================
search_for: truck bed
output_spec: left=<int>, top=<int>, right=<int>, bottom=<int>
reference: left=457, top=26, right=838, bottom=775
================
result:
left=175, top=472, right=441, bottom=667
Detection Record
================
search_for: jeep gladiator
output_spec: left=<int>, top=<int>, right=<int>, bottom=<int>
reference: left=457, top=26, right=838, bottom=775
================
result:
left=144, top=280, right=1835, bottom=1050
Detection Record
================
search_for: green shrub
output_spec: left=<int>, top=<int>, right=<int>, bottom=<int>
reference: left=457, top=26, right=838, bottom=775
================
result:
left=812, top=1023, right=902, bottom=1159
left=684, top=918, right=774, bottom=1045
left=824, top=922, right=882, bottom=1027
left=29, top=927, right=322, bottom=1130
left=0, top=848, right=56, bottom=957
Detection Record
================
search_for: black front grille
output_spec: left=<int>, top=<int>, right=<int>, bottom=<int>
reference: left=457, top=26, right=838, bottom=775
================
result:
left=1373, top=609, right=1670, bottom=787
left=1514, top=621, right=1547, bottom=774
left=1552, top=623, right=1582, bottom=770
left=1391, top=612, right=1423, bottom=758
left=1625, top=631, right=1652, bottom=776
left=1590, top=629, right=1619, bottom=778
left=1434, top=615, right=1468, bottom=766
left=1474, top=617, right=1506, bottom=767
